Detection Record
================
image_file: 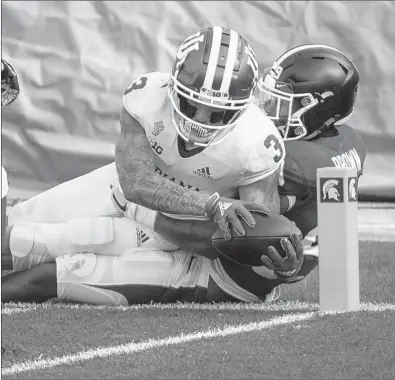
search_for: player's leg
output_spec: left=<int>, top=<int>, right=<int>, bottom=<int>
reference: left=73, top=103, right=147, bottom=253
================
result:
left=3, top=216, right=179, bottom=271
left=56, top=249, right=211, bottom=305
left=2, top=250, right=210, bottom=305
left=8, top=163, right=120, bottom=224
left=1, top=263, right=57, bottom=303
left=2, top=249, right=279, bottom=305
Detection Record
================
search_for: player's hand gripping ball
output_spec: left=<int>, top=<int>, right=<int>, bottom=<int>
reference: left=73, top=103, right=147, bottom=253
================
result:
left=212, top=212, right=304, bottom=280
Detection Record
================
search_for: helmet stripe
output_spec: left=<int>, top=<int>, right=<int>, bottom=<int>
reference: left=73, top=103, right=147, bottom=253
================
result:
left=276, top=44, right=352, bottom=67
left=220, top=29, right=239, bottom=94
left=202, top=26, right=222, bottom=90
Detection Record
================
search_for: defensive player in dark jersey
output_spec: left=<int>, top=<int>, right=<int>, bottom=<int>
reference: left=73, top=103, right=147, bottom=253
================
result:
left=216, top=44, right=366, bottom=298
left=1, top=44, right=365, bottom=304
left=256, top=44, right=365, bottom=280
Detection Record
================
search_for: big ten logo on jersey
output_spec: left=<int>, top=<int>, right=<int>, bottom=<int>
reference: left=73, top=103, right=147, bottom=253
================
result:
left=320, top=178, right=344, bottom=203
left=175, top=31, right=205, bottom=70
left=264, top=134, right=284, bottom=163
left=154, top=166, right=199, bottom=192
left=348, top=177, right=358, bottom=202
left=331, top=148, right=362, bottom=175
left=148, top=136, right=163, bottom=155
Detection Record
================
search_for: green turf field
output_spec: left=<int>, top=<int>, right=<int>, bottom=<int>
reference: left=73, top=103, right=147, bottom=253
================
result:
left=1, top=240, right=394, bottom=379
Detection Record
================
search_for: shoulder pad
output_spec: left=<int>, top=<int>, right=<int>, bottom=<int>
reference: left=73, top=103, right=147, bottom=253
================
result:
left=284, top=128, right=367, bottom=188
left=236, top=106, right=285, bottom=184
left=122, top=72, right=170, bottom=121
left=337, top=125, right=367, bottom=169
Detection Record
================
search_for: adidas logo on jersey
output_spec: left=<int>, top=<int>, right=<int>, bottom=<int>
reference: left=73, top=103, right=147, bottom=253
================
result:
left=136, top=228, right=150, bottom=247
left=192, top=167, right=213, bottom=180
left=152, top=121, right=165, bottom=136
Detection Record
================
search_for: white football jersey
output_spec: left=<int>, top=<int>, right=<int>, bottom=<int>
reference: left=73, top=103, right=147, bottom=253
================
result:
left=122, top=72, right=285, bottom=199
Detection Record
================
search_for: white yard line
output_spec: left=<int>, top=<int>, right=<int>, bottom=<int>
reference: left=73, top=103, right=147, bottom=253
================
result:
left=2, top=302, right=394, bottom=376
left=0, top=312, right=319, bottom=376
left=1, top=300, right=317, bottom=315
left=2, top=300, right=394, bottom=315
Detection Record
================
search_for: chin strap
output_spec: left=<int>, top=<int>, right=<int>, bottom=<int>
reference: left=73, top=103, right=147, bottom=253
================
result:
left=305, top=116, right=337, bottom=141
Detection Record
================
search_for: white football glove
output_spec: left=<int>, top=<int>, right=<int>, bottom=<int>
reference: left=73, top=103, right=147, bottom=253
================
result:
left=110, top=182, right=158, bottom=229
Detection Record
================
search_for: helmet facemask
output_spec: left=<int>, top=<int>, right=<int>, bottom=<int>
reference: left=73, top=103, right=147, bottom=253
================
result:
left=256, top=73, right=321, bottom=141
left=168, top=77, right=250, bottom=147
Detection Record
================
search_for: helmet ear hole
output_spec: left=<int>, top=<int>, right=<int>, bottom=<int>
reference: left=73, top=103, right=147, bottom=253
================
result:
left=301, top=97, right=311, bottom=107
left=301, top=101, right=336, bottom=136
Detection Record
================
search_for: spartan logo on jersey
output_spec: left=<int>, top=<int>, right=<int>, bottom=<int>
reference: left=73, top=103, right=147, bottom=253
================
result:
left=192, top=167, right=213, bottom=180
left=152, top=121, right=165, bottom=136
left=136, top=228, right=150, bottom=247
left=348, top=177, right=358, bottom=202
left=320, top=178, right=344, bottom=203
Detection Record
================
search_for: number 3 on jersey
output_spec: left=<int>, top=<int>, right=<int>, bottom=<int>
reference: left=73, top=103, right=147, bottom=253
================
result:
left=264, top=134, right=284, bottom=163
left=124, top=76, right=148, bottom=95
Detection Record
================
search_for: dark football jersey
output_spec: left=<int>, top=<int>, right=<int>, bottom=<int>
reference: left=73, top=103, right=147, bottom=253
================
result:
left=280, top=125, right=366, bottom=236
left=219, top=125, right=366, bottom=301
left=282, top=125, right=365, bottom=188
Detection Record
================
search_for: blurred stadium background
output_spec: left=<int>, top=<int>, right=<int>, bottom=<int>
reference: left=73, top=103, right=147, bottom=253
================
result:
left=1, top=0, right=395, bottom=203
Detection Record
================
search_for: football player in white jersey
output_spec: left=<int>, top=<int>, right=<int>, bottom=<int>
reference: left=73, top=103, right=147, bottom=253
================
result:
left=2, top=27, right=303, bottom=305
left=4, top=25, right=287, bottom=262
left=8, top=26, right=284, bottom=230
left=2, top=59, right=20, bottom=269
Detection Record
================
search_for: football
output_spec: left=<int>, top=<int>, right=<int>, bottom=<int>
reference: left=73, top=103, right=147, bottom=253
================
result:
left=212, top=212, right=302, bottom=266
